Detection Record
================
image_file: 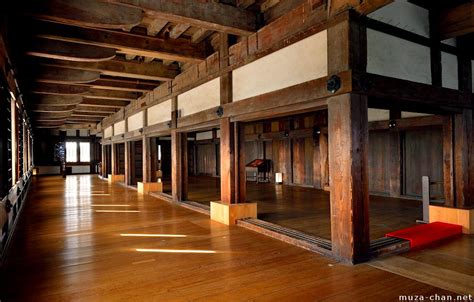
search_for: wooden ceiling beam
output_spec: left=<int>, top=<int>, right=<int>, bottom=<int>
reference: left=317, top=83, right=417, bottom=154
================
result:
left=30, top=95, right=83, bottom=106
left=31, top=104, right=76, bottom=112
left=30, top=83, right=91, bottom=95
left=85, top=88, right=140, bottom=101
left=80, top=98, right=129, bottom=108
left=328, top=0, right=393, bottom=16
left=439, top=2, right=474, bottom=39
left=75, top=105, right=120, bottom=113
left=107, top=0, right=257, bottom=36
left=35, top=21, right=207, bottom=63
left=36, top=66, right=101, bottom=84
left=27, top=38, right=116, bottom=62
left=81, top=78, right=157, bottom=92
left=169, top=24, right=191, bottom=39
left=36, top=58, right=179, bottom=81
left=30, top=0, right=143, bottom=30
left=72, top=111, right=110, bottom=117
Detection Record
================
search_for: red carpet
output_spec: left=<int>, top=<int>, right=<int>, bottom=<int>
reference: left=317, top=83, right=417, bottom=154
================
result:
left=386, top=222, right=462, bottom=249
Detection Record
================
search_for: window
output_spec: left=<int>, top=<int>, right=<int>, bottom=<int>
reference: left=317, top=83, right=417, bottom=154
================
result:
left=66, top=142, right=77, bottom=162
left=66, top=141, right=91, bottom=163
left=79, top=142, right=90, bottom=162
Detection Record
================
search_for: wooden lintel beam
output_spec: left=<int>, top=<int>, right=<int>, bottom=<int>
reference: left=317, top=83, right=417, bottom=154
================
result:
left=27, top=38, right=116, bottom=62
left=36, top=58, right=179, bottom=81
left=85, top=89, right=140, bottom=101
left=439, top=2, right=474, bottom=40
left=30, top=83, right=91, bottom=95
left=328, top=0, right=393, bottom=16
left=30, top=0, right=143, bottom=30
left=31, top=94, right=83, bottom=106
left=81, top=98, right=129, bottom=108
left=36, top=21, right=207, bottom=63
left=36, top=66, right=101, bottom=84
left=108, top=0, right=257, bottom=36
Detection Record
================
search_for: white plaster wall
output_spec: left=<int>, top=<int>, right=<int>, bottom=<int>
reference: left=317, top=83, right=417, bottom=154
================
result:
left=148, top=99, right=171, bottom=126
left=441, top=52, right=458, bottom=90
left=66, top=129, right=76, bottom=137
left=401, top=112, right=431, bottom=118
left=71, top=166, right=91, bottom=174
left=104, top=126, right=113, bottom=138
left=196, top=131, right=213, bottom=141
left=369, top=0, right=429, bottom=38
left=178, top=78, right=220, bottom=117
left=79, top=129, right=89, bottom=137
left=114, top=120, right=125, bottom=135
left=127, top=111, right=144, bottom=132
left=367, top=29, right=431, bottom=84
left=233, top=30, right=328, bottom=102
left=368, top=109, right=389, bottom=122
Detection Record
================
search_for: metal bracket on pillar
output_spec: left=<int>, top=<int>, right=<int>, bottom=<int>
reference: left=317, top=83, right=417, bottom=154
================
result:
left=327, top=75, right=341, bottom=93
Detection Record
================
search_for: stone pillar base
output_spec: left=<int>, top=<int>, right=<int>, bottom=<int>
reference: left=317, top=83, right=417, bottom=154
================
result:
left=210, top=201, right=257, bottom=225
left=429, top=205, right=473, bottom=234
left=137, top=182, right=163, bottom=194
left=108, top=174, right=125, bottom=183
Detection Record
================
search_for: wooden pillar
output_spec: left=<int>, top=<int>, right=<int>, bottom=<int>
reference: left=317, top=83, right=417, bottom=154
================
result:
left=234, top=122, right=246, bottom=203
left=11, top=99, right=17, bottom=185
left=328, top=93, right=370, bottom=264
left=443, top=116, right=455, bottom=207
left=149, top=137, right=158, bottom=182
left=101, top=144, right=106, bottom=178
left=389, top=110, right=402, bottom=197
left=454, top=109, right=474, bottom=208
left=171, top=130, right=187, bottom=201
left=111, top=143, right=117, bottom=175
left=319, top=133, right=329, bottom=190
left=124, top=141, right=131, bottom=185
left=142, top=136, right=151, bottom=183
left=220, top=117, right=235, bottom=204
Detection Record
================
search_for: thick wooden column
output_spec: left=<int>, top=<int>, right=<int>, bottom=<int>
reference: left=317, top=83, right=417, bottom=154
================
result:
left=220, top=117, right=235, bottom=204
left=111, top=143, right=117, bottom=175
left=101, top=141, right=106, bottom=178
left=11, top=100, right=17, bottom=185
left=124, top=141, right=131, bottom=185
left=142, top=136, right=151, bottom=183
left=328, top=93, right=370, bottom=264
left=454, top=109, right=474, bottom=208
left=443, top=115, right=455, bottom=207
left=149, top=137, right=158, bottom=182
left=319, top=133, right=329, bottom=190
left=234, top=122, right=246, bottom=203
left=389, top=110, right=402, bottom=197
left=171, top=130, right=188, bottom=201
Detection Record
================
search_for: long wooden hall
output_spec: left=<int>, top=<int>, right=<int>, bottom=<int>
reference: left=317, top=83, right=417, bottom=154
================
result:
left=1, top=0, right=473, bottom=300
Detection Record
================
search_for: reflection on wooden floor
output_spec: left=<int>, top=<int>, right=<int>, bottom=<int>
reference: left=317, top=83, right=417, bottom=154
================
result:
left=0, top=175, right=453, bottom=301
left=186, top=176, right=422, bottom=240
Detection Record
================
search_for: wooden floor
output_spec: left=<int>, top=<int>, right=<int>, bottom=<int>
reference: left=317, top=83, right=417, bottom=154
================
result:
left=186, top=176, right=422, bottom=240
left=0, top=175, right=455, bottom=301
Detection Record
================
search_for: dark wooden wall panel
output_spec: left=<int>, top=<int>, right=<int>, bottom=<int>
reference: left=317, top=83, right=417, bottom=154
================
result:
left=368, top=130, right=390, bottom=194
left=403, top=127, right=444, bottom=197
left=196, top=143, right=216, bottom=176
left=117, top=143, right=125, bottom=174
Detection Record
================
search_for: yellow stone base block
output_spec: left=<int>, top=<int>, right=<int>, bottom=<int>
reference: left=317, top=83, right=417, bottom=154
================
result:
left=210, top=202, right=257, bottom=225
left=108, top=174, right=125, bottom=183
left=137, top=182, right=163, bottom=194
left=429, top=205, right=474, bottom=234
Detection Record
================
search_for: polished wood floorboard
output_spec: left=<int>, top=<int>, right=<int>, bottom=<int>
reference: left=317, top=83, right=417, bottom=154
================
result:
left=0, top=175, right=454, bottom=301
left=186, top=176, right=422, bottom=240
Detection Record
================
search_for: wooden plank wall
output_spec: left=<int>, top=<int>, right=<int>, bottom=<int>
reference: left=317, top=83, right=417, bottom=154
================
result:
left=188, top=111, right=445, bottom=197
left=132, top=141, right=143, bottom=184
left=117, top=143, right=125, bottom=174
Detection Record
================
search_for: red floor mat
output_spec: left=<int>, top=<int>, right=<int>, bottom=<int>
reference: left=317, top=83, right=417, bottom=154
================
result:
left=386, top=222, right=462, bottom=249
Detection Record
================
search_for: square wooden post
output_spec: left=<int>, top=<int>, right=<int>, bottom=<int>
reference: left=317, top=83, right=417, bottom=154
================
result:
left=124, top=141, right=131, bottom=185
left=454, top=109, right=474, bottom=208
left=111, top=143, right=117, bottom=176
left=328, top=93, right=370, bottom=264
left=389, top=110, right=402, bottom=197
left=171, top=130, right=187, bottom=201
left=220, top=117, right=235, bottom=204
